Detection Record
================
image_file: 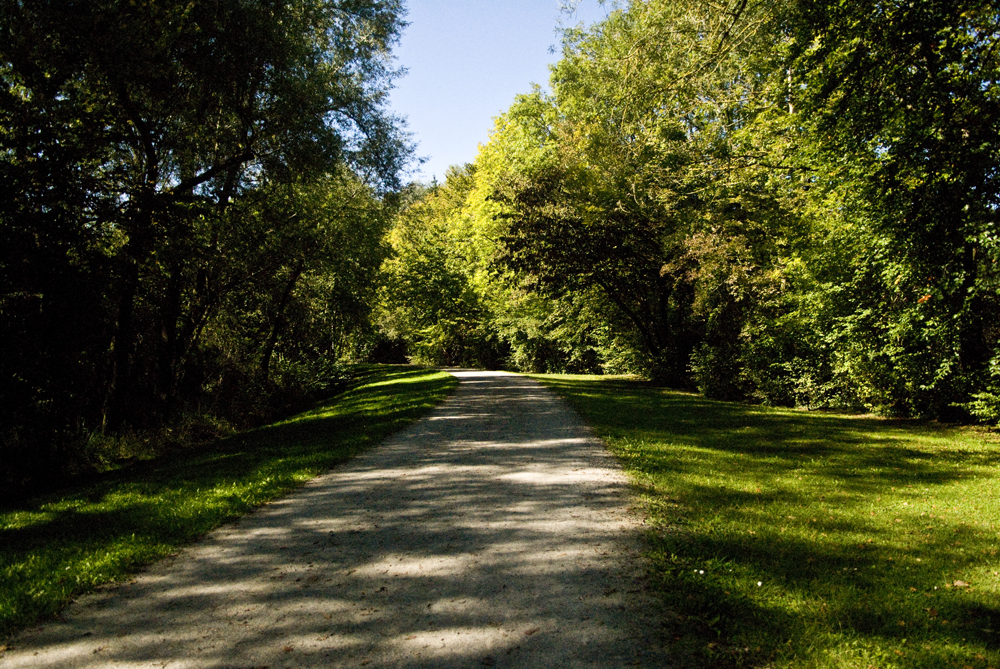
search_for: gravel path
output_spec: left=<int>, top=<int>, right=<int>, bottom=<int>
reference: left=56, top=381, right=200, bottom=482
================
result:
left=3, top=370, right=669, bottom=668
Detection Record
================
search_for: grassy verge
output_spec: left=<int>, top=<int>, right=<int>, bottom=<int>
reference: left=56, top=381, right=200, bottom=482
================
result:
left=533, top=374, right=1000, bottom=669
left=0, top=365, right=456, bottom=639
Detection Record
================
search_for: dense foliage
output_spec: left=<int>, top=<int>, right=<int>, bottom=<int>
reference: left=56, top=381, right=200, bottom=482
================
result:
left=5, top=0, right=999, bottom=489
left=377, top=0, right=1000, bottom=422
left=1, top=0, right=408, bottom=490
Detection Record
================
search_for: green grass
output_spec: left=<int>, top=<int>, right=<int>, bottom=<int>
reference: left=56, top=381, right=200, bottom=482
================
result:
left=0, top=365, right=456, bottom=639
left=533, top=374, right=1000, bottom=669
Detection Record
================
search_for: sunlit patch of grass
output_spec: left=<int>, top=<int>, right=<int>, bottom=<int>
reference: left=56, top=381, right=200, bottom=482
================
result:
left=534, top=374, right=1000, bottom=669
left=0, top=366, right=456, bottom=640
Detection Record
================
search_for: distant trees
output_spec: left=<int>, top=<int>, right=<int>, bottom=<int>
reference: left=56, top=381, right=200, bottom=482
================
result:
left=376, top=166, right=508, bottom=368
left=1, top=0, right=408, bottom=488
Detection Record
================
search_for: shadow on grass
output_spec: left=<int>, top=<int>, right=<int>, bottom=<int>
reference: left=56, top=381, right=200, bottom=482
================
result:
left=536, top=375, right=1000, bottom=668
left=0, top=366, right=456, bottom=639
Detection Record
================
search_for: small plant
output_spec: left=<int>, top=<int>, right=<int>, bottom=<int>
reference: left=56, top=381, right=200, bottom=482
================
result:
left=962, top=355, right=1000, bottom=425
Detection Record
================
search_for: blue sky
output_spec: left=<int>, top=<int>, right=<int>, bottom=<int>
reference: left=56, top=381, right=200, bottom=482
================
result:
left=389, top=1, right=609, bottom=184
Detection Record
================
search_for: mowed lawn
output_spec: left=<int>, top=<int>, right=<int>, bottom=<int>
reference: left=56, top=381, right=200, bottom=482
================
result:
left=534, top=374, right=1000, bottom=669
left=0, top=366, right=456, bottom=640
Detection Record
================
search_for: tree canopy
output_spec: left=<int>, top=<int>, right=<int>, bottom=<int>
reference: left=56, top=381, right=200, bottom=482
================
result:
left=376, top=0, right=1000, bottom=420
left=5, top=0, right=999, bottom=490
left=1, top=0, right=409, bottom=489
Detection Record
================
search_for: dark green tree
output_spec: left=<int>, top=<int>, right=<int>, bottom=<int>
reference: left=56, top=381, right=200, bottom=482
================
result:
left=1, top=0, right=409, bottom=486
left=789, top=0, right=1000, bottom=416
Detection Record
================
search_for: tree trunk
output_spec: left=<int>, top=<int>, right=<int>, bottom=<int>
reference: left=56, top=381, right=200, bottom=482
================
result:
left=258, top=258, right=305, bottom=386
left=155, top=258, right=184, bottom=420
left=104, top=243, right=143, bottom=429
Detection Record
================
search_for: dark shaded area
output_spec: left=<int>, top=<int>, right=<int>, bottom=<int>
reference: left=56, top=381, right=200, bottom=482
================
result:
left=368, top=335, right=410, bottom=364
left=0, top=0, right=406, bottom=497
left=0, top=363, right=369, bottom=504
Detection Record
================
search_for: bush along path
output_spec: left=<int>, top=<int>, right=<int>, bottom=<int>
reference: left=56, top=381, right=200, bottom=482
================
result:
left=1, top=371, right=669, bottom=667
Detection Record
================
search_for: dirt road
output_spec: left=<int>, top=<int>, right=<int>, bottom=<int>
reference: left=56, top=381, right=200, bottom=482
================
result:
left=3, top=371, right=668, bottom=668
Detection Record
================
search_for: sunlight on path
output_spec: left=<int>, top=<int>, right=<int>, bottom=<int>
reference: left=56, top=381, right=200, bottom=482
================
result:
left=4, top=371, right=668, bottom=668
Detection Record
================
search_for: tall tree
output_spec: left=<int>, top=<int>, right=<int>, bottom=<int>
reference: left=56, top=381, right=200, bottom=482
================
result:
left=377, top=165, right=507, bottom=368
left=478, top=0, right=805, bottom=389
left=1, top=0, right=409, bottom=484
left=789, top=0, right=1000, bottom=415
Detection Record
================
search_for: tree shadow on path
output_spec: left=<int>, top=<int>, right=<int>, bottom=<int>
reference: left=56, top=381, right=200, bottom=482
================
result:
left=3, top=371, right=670, bottom=668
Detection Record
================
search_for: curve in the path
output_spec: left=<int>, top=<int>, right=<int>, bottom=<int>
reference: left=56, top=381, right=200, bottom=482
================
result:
left=3, top=371, right=668, bottom=668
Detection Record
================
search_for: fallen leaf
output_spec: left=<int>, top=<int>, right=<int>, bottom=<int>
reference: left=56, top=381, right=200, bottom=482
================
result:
left=524, top=627, right=540, bottom=636
left=283, top=645, right=293, bottom=653
left=927, top=608, right=938, bottom=617
left=953, top=580, right=969, bottom=588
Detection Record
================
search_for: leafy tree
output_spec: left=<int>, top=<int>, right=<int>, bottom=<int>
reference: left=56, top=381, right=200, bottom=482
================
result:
left=374, top=0, right=999, bottom=423
left=1, top=0, right=409, bottom=487
left=789, top=0, right=1000, bottom=416
left=377, top=165, right=507, bottom=368
left=475, top=0, right=807, bottom=390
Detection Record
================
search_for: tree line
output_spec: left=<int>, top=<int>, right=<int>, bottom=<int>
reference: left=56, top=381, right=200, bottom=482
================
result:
left=3, top=0, right=997, bottom=491
left=1, top=0, right=408, bottom=490
left=376, top=0, right=1000, bottom=420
